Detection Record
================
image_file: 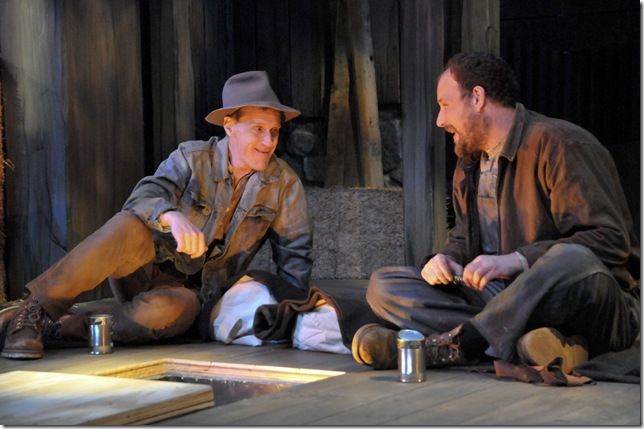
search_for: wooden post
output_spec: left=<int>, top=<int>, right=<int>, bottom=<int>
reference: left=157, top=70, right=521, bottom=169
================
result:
left=400, top=0, right=447, bottom=267
left=347, top=0, right=384, bottom=188
left=325, top=0, right=359, bottom=187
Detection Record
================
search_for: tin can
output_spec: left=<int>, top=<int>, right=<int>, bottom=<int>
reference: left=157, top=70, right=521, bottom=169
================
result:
left=89, top=314, right=113, bottom=355
left=396, top=329, right=426, bottom=383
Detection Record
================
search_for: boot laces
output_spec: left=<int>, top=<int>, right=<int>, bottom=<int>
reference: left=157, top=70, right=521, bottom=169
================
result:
left=13, top=298, right=43, bottom=332
left=427, top=331, right=463, bottom=363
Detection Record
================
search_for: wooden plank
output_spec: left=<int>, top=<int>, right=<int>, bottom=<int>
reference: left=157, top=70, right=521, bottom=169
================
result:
left=202, top=0, right=228, bottom=140
left=325, top=0, right=357, bottom=187
left=289, top=0, right=325, bottom=117
left=0, top=76, right=5, bottom=303
left=173, top=0, right=205, bottom=143
left=0, top=371, right=213, bottom=425
left=461, top=0, right=500, bottom=55
left=63, top=0, right=145, bottom=299
left=146, top=0, right=178, bottom=168
left=255, top=0, right=292, bottom=110
left=389, top=373, right=640, bottom=425
left=230, top=0, right=257, bottom=73
left=400, top=0, right=448, bottom=266
left=0, top=0, right=69, bottom=300
left=369, top=0, right=400, bottom=105
left=347, top=0, right=384, bottom=188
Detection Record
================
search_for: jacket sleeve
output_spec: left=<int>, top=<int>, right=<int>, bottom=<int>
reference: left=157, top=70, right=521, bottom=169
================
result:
left=122, top=144, right=193, bottom=232
left=517, top=137, right=635, bottom=270
left=266, top=164, right=314, bottom=291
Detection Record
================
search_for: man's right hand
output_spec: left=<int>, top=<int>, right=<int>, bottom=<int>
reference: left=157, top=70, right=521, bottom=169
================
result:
left=160, top=211, right=207, bottom=259
left=421, top=253, right=464, bottom=285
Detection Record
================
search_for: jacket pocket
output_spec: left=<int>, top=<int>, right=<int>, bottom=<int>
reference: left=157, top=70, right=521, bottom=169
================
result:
left=180, top=189, right=214, bottom=230
left=236, top=205, right=276, bottom=245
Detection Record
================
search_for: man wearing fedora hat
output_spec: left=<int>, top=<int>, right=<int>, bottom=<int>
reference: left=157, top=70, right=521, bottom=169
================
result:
left=1, top=70, right=314, bottom=359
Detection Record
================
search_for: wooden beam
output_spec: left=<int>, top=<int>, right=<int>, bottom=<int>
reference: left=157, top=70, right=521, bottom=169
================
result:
left=347, top=0, right=384, bottom=188
left=325, top=0, right=357, bottom=187
left=400, top=0, right=447, bottom=266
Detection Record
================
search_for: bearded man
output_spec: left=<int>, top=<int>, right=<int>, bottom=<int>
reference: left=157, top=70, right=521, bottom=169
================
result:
left=351, top=52, right=640, bottom=374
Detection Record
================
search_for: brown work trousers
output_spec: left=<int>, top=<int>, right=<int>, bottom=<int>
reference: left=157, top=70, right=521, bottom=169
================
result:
left=26, top=211, right=201, bottom=343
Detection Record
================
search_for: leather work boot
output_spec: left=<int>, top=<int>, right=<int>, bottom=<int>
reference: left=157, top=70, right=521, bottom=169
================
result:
left=2, top=295, right=46, bottom=359
left=425, top=324, right=479, bottom=368
left=516, top=327, right=588, bottom=374
left=352, top=323, right=398, bottom=369
left=0, top=304, right=20, bottom=337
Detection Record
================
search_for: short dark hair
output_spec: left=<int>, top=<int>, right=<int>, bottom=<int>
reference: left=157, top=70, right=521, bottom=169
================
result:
left=445, top=52, right=519, bottom=108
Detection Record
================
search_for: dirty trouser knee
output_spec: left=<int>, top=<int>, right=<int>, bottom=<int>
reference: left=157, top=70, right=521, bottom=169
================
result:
left=471, top=243, right=640, bottom=362
left=51, top=262, right=201, bottom=343
left=108, top=286, right=200, bottom=343
left=366, top=265, right=485, bottom=336
left=107, top=264, right=201, bottom=343
left=26, top=211, right=156, bottom=321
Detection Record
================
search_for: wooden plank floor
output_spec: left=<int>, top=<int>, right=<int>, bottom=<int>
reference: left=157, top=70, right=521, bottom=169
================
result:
left=0, top=280, right=640, bottom=425
left=0, top=341, right=640, bottom=425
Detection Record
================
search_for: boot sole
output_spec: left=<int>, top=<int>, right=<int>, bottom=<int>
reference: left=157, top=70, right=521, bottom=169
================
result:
left=352, top=323, right=380, bottom=366
left=2, top=348, right=43, bottom=359
left=351, top=323, right=397, bottom=369
left=517, top=327, right=588, bottom=374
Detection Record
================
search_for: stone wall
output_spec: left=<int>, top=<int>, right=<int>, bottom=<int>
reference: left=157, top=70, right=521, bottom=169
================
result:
left=249, top=187, right=405, bottom=280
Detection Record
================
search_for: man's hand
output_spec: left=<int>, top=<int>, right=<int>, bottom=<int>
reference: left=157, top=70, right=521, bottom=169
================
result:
left=459, top=254, right=524, bottom=290
left=160, top=211, right=207, bottom=259
left=421, top=254, right=464, bottom=285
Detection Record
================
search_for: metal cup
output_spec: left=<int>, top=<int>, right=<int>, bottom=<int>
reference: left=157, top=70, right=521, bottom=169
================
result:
left=396, top=329, right=426, bottom=383
left=89, top=314, right=113, bottom=355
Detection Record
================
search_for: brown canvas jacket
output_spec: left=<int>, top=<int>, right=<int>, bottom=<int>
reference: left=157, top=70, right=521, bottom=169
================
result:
left=441, top=103, right=639, bottom=292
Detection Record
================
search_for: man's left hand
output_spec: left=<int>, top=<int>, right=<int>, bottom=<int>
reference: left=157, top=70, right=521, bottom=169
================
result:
left=461, top=253, right=524, bottom=290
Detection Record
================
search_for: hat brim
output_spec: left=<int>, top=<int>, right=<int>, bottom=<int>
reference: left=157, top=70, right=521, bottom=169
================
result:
left=205, top=102, right=301, bottom=126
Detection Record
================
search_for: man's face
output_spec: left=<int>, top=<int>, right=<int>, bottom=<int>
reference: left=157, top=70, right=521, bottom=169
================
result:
left=225, top=107, right=282, bottom=174
left=436, top=71, right=488, bottom=158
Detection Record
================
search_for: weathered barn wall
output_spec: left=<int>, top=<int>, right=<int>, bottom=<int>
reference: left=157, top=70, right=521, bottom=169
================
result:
left=1, top=1, right=70, bottom=300
left=0, top=0, right=638, bottom=302
left=0, top=79, right=5, bottom=303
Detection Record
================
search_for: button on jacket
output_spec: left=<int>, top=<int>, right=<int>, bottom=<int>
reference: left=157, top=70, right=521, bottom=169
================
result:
left=441, top=103, right=639, bottom=292
left=123, top=136, right=313, bottom=302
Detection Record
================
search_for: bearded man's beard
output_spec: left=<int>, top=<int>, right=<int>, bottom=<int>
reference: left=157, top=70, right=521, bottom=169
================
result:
left=453, top=111, right=489, bottom=158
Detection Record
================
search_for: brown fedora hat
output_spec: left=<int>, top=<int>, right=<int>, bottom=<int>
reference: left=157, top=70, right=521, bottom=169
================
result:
left=205, top=70, right=301, bottom=126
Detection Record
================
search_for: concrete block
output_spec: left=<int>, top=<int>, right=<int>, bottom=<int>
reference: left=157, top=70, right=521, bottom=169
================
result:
left=248, top=187, right=405, bottom=280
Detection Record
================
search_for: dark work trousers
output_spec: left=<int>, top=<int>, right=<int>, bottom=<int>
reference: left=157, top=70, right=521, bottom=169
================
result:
left=26, top=211, right=201, bottom=343
left=366, top=243, right=640, bottom=363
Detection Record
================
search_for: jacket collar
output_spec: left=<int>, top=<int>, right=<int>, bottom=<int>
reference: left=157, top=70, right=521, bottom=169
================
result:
left=499, top=102, right=527, bottom=162
left=211, top=136, right=283, bottom=184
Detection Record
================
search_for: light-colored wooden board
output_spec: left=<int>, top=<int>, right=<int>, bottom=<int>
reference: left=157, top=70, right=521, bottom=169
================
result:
left=0, top=370, right=213, bottom=425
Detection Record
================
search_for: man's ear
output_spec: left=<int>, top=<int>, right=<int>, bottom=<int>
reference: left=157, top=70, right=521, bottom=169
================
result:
left=471, top=85, right=486, bottom=111
left=223, top=116, right=235, bottom=136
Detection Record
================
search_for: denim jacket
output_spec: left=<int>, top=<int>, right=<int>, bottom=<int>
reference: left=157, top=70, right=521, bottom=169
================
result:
left=123, top=136, right=313, bottom=302
left=440, top=103, right=639, bottom=293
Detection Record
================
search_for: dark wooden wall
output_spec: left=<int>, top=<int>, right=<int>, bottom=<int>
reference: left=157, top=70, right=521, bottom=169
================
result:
left=0, top=0, right=408, bottom=301
left=0, top=0, right=639, bottom=302
left=499, top=0, right=641, bottom=234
